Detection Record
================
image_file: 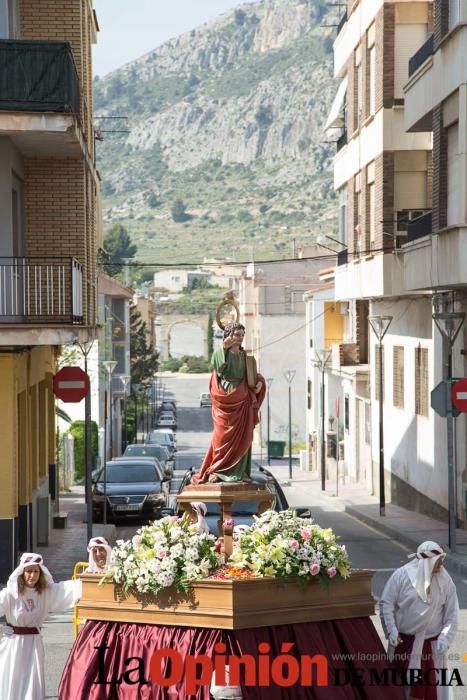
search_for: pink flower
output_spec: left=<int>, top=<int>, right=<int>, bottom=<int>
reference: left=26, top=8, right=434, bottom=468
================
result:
left=327, top=566, right=337, bottom=578
left=132, top=535, right=142, bottom=546
left=300, top=529, right=311, bottom=541
left=309, top=563, right=320, bottom=576
left=223, top=518, right=235, bottom=528
left=289, top=539, right=299, bottom=551
left=157, top=550, right=167, bottom=559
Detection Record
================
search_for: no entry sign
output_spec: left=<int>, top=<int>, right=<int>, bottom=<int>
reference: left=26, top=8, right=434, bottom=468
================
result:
left=53, top=366, right=90, bottom=403
left=451, top=378, right=467, bottom=413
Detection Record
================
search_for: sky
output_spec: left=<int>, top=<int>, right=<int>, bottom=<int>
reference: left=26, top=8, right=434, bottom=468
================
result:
left=93, top=0, right=259, bottom=77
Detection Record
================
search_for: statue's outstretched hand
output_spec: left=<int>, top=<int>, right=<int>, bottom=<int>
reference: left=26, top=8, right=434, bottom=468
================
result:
left=254, top=381, right=263, bottom=394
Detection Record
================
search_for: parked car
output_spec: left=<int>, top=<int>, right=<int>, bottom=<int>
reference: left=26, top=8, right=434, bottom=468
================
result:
left=156, top=427, right=177, bottom=448
left=157, top=413, right=177, bottom=429
left=199, top=392, right=212, bottom=407
left=166, top=467, right=311, bottom=532
left=160, top=400, right=176, bottom=414
left=146, top=429, right=176, bottom=455
left=92, top=460, right=166, bottom=522
left=124, top=443, right=174, bottom=477
left=113, top=456, right=170, bottom=501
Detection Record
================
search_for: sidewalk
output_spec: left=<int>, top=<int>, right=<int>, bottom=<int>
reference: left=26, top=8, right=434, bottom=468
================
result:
left=259, top=456, right=467, bottom=578
left=37, top=486, right=116, bottom=580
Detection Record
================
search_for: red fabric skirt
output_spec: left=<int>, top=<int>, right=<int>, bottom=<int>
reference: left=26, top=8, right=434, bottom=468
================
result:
left=58, top=617, right=405, bottom=699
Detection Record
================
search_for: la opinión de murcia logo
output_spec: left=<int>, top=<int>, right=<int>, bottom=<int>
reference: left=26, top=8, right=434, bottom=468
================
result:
left=92, top=643, right=464, bottom=693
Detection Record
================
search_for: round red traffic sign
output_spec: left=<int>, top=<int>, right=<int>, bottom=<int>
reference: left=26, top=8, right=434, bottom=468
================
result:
left=451, top=378, right=467, bottom=413
left=53, top=366, right=90, bottom=403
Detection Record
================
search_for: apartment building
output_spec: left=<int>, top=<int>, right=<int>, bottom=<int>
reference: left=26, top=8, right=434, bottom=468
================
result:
left=403, top=0, right=467, bottom=520
left=325, top=0, right=465, bottom=520
left=0, top=0, right=100, bottom=581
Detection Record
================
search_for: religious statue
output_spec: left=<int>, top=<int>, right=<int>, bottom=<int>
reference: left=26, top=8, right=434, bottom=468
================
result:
left=191, top=309, right=266, bottom=484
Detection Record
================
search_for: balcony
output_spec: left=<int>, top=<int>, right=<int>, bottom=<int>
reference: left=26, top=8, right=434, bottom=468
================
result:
left=337, top=11, right=347, bottom=36
left=408, top=34, right=434, bottom=78
left=337, top=248, right=348, bottom=266
left=0, top=40, right=83, bottom=157
left=0, top=257, right=83, bottom=325
left=407, top=211, right=432, bottom=242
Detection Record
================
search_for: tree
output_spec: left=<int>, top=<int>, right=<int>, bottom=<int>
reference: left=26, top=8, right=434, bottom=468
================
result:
left=130, top=302, right=159, bottom=385
left=207, top=312, right=214, bottom=359
left=171, top=199, right=191, bottom=223
left=103, top=224, right=137, bottom=277
left=234, top=9, right=246, bottom=25
left=69, top=420, right=98, bottom=480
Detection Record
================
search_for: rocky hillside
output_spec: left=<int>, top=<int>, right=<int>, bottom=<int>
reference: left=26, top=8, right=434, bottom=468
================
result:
left=94, top=0, right=338, bottom=271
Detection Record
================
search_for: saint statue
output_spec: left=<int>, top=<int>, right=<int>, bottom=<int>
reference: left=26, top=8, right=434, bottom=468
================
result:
left=191, top=322, right=266, bottom=484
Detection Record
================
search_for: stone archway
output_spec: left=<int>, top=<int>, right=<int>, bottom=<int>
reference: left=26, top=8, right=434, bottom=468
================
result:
left=157, top=314, right=210, bottom=361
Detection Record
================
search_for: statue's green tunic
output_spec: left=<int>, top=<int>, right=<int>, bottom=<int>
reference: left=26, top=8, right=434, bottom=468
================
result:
left=211, top=346, right=251, bottom=482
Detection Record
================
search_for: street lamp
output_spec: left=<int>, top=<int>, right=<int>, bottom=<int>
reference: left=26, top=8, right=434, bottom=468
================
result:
left=369, top=315, right=393, bottom=517
left=315, top=350, right=332, bottom=491
left=131, top=383, right=142, bottom=443
left=283, top=370, right=296, bottom=480
left=432, top=293, right=465, bottom=552
left=77, top=340, right=94, bottom=543
left=266, top=378, right=274, bottom=465
left=102, top=360, right=117, bottom=526
left=120, top=374, right=131, bottom=452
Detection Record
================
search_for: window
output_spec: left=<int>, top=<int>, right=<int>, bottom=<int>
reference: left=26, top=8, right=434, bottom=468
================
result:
left=415, top=347, right=429, bottom=416
left=375, top=346, right=384, bottom=401
left=364, top=402, right=371, bottom=444
left=393, top=346, right=405, bottom=409
left=394, top=24, right=427, bottom=99
left=307, top=379, right=312, bottom=410
left=369, top=46, right=376, bottom=115
left=344, top=394, right=349, bottom=432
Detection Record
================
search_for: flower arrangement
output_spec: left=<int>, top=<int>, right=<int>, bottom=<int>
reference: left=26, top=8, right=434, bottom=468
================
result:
left=107, top=515, right=222, bottom=595
left=229, top=510, right=351, bottom=583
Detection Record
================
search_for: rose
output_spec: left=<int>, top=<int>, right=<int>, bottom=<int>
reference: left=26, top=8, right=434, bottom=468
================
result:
left=327, top=566, right=337, bottom=578
left=309, top=563, right=320, bottom=576
left=300, top=529, right=311, bottom=541
left=289, top=539, right=299, bottom=551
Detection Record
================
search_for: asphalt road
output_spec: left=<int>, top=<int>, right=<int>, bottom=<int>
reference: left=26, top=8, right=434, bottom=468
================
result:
left=118, top=373, right=467, bottom=696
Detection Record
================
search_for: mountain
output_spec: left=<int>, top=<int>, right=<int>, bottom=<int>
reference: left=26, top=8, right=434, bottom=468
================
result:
left=94, top=0, right=338, bottom=271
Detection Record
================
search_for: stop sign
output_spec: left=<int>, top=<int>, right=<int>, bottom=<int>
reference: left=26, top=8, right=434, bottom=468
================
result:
left=53, top=366, right=90, bottom=403
left=451, top=378, right=467, bottom=413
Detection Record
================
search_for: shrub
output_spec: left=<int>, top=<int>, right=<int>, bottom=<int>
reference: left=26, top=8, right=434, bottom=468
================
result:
left=68, top=420, right=98, bottom=480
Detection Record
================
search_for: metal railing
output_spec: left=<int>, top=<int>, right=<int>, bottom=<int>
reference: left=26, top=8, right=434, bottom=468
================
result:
left=0, top=40, right=80, bottom=113
left=337, top=247, right=348, bottom=266
left=0, top=257, right=83, bottom=324
left=407, top=211, right=432, bottom=242
left=337, top=11, right=347, bottom=36
left=408, top=34, right=434, bottom=77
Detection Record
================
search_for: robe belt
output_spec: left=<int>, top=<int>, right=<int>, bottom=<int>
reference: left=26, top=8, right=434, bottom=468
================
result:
left=7, top=623, right=40, bottom=635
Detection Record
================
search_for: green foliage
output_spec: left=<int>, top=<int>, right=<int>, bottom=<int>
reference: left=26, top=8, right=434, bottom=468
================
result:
left=255, top=105, right=274, bottom=129
left=237, top=210, right=252, bottom=223
left=68, top=420, right=98, bottom=480
left=180, top=355, right=211, bottom=373
left=207, top=312, right=214, bottom=358
left=130, top=302, right=159, bottom=384
left=103, top=223, right=137, bottom=277
left=171, top=199, right=191, bottom=223
left=146, top=191, right=161, bottom=208
left=160, top=357, right=183, bottom=372
left=234, top=9, right=246, bottom=25
left=102, top=180, right=116, bottom=197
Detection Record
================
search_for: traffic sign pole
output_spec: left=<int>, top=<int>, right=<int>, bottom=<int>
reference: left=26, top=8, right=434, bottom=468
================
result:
left=446, top=381, right=456, bottom=553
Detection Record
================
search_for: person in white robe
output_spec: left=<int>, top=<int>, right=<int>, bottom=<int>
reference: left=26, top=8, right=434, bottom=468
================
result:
left=85, top=536, right=112, bottom=573
left=379, top=541, right=459, bottom=700
left=0, top=552, right=82, bottom=700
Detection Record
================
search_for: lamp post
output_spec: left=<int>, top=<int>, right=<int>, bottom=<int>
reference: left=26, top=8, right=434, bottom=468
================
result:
left=77, top=340, right=94, bottom=542
left=120, top=375, right=131, bottom=452
left=369, top=316, right=393, bottom=517
left=433, top=293, right=465, bottom=552
left=132, top=383, right=142, bottom=443
left=266, top=378, right=274, bottom=465
left=283, top=370, right=296, bottom=480
left=102, top=360, right=117, bottom=526
left=315, top=350, right=331, bottom=491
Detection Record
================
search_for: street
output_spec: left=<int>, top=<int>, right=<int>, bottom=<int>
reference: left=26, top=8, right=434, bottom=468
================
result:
left=43, top=373, right=467, bottom=698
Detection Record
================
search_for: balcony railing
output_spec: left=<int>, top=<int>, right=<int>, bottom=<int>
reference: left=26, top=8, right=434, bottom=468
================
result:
left=0, top=40, right=80, bottom=113
left=340, top=343, right=360, bottom=366
left=337, top=11, right=347, bottom=36
left=408, top=34, right=434, bottom=78
left=407, top=211, right=432, bottom=242
left=337, top=248, right=348, bottom=266
left=0, top=257, right=83, bottom=324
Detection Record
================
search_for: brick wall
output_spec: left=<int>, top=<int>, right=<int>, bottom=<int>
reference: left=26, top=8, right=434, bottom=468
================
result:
left=374, top=153, right=394, bottom=251
left=432, top=105, right=447, bottom=232
left=433, top=0, right=448, bottom=49
left=375, top=5, right=395, bottom=112
left=23, top=158, right=90, bottom=323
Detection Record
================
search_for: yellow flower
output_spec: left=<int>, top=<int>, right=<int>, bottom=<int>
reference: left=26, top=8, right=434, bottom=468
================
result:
left=263, top=566, right=275, bottom=577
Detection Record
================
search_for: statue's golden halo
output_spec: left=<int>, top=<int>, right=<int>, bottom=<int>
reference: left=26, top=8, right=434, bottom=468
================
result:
left=215, top=298, right=240, bottom=330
